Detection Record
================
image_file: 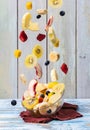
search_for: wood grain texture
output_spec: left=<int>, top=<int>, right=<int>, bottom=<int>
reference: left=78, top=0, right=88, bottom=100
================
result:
left=0, top=0, right=17, bottom=98
left=48, top=0, right=76, bottom=98
left=77, top=0, right=90, bottom=98
left=18, top=0, right=47, bottom=98
left=0, top=99, right=90, bottom=129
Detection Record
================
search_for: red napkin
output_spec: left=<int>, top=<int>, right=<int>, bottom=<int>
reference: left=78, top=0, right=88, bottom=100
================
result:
left=20, top=102, right=83, bottom=123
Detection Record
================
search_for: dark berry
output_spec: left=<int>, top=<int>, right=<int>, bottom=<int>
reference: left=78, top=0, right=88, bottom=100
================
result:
left=45, top=60, right=50, bottom=66
left=60, top=11, right=65, bottom=16
left=47, top=109, right=52, bottom=114
left=11, top=100, right=17, bottom=106
left=36, top=15, right=41, bottom=19
left=40, top=94, right=45, bottom=98
left=46, top=90, right=50, bottom=95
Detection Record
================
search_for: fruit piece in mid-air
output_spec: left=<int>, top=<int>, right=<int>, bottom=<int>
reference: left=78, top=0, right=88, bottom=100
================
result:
left=14, top=49, right=22, bottom=58
left=51, top=68, right=58, bottom=81
left=19, top=31, right=28, bottom=42
left=45, top=60, right=50, bottom=66
left=32, top=44, right=43, bottom=58
left=20, top=74, right=27, bottom=85
left=36, top=15, right=41, bottom=19
left=25, top=54, right=37, bottom=68
left=37, top=33, right=46, bottom=41
left=45, top=16, right=53, bottom=31
left=28, top=21, right=39, bottom=31
left=28, top=79, right=38, bottom=97
left=37, top=9, right=47, bottom=15
left=48, top=27, right=59, bottom=47
left=34, top=63, right=42, bottom=79
left=48, top=0, right=63, bottom=8
left=22, top=12, right=32, bottom=30
left=60, top=11, right=65, bottom=16
left=22, top=98, right=38, bottom=110
left=26, top=2, right=32, bottom=10
left=61, top=63, right=68, bottom=74
left=49, top=51, right=60, bottom=62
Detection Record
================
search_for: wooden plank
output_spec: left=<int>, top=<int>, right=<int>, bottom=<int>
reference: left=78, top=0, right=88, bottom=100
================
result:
left=18, top=0, right=47, bottom=98
left=0, top=99, right=90, bottom=129
left=77, top=0, right=90, bottom=98
left=48, top=0, right=76, bottom=98
left=0, top=0, right=17, bottom=98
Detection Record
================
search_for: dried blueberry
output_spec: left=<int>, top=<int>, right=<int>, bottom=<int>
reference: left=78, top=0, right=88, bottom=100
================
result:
left=47, top=109, right=52, bottom=114
left=45, top=60, right=50, bottom=66
left=60, top=11, right=65, bottom=16
left=11, top=100, right=17, bottom=106
left=46, top=90, right=50, bottom=95
left=36, top=15, right=41, bottom=19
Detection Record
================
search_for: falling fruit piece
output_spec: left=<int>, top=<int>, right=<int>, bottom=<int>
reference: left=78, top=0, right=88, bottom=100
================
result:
left=11, top=100, right=17, bottom=106
left=19, top=31, right=28, bottom=42
left=49, top=51, right=60, bottom=62
left=36, top=15, right=41, bottom=19
left=25, top=54, right=37, bottom=68
left=14, top=50, right=22, bottom=58
left=37, top=9, right=47, bottom=15
left=26, top=2, right=32, bottom=10
left=37, top=34, right=46, bottom=41
left=51, top=68, right=58, bottom=81
left=45, top=60, right=50, bottom=66
left=34, top=63, right=42, bottom=79
left=32, top=44, right=43, bottom=58
left=28, top=21, right=39, bottom=31
left=61, top=63, right=68, bottom=74
left=48, top=0, right=63, bottom=8
left=45, top=16, right=53, bottom=32
left=20, top=74, right=27, bottom=85
left=60, top=11, right=65, bottom=16
left=22, top=12, right=32, bottom=30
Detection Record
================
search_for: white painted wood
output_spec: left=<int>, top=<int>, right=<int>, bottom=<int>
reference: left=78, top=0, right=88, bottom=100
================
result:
left=48, top=0, right=76, bottom=98
left=77, top=0, right=90, bottom=98
left=0, top=99, right=90, bottom=129
left=18, top=0, right=47, bottom=98
left=0, top=0, right=17, bottom=98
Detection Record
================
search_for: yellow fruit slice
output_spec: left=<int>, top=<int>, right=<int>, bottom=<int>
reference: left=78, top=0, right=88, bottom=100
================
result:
left=25, top=54, right=37, bottom=68
left=28, top=21, right=39, bottom=31
left=52, top=83, right=65, bottom=94
left=22, top=13, right=32, bottom=30
left=48, top=0, right=63, bottom=8
left=49, top=51, right=60, bottom=62
left=51, top=69, right=58, bottom=81
left=32, top=44, right=43, bottom=58
left=22, top=98, right=38, bottom=110
left=48, top=27, right=60, bottom=47
left=37, top=9, right=47, bottom=15
left=48, top=81, right=59, bottom=88
left=48, top=93, right=62, bottom=104
left=20, top=74, right=27, bottom=85
left=26, top=2, right=32, bottom=10
left=14, top=49, right=22, bottom=58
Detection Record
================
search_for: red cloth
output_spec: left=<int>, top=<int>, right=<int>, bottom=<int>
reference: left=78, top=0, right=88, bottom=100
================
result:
left=20, top=102, right=83, bottom=123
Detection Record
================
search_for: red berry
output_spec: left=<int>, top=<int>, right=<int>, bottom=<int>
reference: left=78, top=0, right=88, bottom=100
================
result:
left=61, top=63, right=68, bottom=74
left=37, top=33, right=46, bottom=41
left=19, top=31, right=28, bottom=42
left=39, top=97, right=43, bottom=103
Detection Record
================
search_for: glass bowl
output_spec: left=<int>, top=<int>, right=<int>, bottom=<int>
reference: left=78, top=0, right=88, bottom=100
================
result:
left=21, top=82, right=65, bottom=117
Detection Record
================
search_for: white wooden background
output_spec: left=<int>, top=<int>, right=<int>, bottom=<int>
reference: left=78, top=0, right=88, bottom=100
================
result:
left=0, top=0, right=90, bottom=99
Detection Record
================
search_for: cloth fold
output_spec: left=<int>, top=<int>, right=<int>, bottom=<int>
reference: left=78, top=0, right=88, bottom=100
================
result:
left=20, top=102, right=83, bottom=123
